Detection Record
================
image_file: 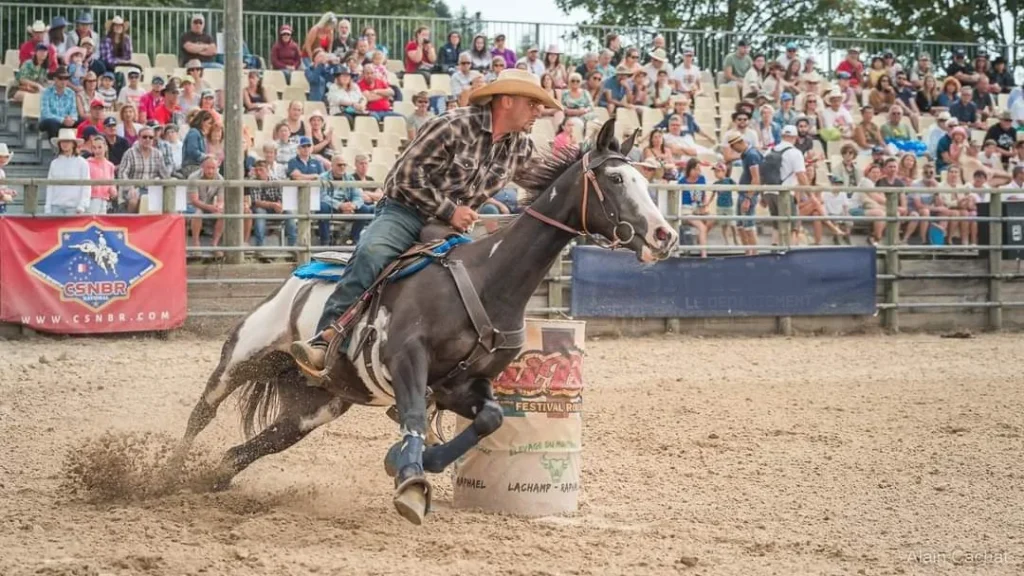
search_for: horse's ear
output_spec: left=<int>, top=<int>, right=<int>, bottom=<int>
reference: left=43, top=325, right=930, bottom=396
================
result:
left=595, top=115, right=616, bottom=151
left=620, top=128, right=639, bottom=158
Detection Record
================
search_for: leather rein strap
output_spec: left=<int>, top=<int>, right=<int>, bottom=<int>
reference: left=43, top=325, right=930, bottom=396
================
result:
left=438, top=258, right=525, bottom=383
left=523, top=151, right=636, bottom=249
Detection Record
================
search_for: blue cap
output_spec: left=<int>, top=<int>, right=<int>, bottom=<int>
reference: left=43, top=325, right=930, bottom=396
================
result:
left=101, top=71, right=115, bottom=80
left=151, top=75, right=165, bottom=85
left=837, top=71, right=851, bottom=79
left=780, top=92, right=793, bottom=102
left=102, top=116, right=117, bottom=127
left=871, top=145, right=885, bottom=154
left=51, top=16, right=67, bottom=29
left=785, top=42, right=797, bottom=50
left=35, top=42, right=48, bottom=51
left=954, top=48, right=965, bottom=56
left=82, top=126, right=100, bottom=139
left=297, top=136, right=312, bottom=147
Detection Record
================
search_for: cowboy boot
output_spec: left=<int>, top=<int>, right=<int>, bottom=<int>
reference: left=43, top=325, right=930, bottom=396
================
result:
left=291, top=327, right=337, bottom=373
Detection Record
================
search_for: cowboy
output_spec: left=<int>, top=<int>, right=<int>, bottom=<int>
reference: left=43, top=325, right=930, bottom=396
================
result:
left=290, top=69, right=561, bottom=372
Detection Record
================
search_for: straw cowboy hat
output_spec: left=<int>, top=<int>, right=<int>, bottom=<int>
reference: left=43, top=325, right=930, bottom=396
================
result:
left=104, top=16, right=130, bottom=34
left=51, top=128, right=83, bottom=148
left=27, top=20, right=49, bottom=34
left=0, top=143, right=13, bottom=159
left=468, top=69, right=563, bottom=110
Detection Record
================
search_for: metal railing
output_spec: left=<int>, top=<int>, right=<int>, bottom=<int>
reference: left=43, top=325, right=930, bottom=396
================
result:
left=1, top=3, right=1018, bottom=78
left=3, top=176, right=1023, bottom=333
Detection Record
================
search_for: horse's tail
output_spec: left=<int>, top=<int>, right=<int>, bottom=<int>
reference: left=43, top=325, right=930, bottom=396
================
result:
left=235, top=351, right=305, bottom=439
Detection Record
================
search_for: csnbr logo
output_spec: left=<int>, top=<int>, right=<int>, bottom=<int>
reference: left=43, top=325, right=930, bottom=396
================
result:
left=28, top=222, right=162, bottom=311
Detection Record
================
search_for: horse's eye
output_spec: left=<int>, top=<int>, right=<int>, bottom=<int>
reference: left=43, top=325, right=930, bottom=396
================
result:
left=609, top=173, right=623, bottom=184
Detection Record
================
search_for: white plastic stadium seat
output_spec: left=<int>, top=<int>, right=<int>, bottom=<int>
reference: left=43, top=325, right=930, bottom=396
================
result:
left=429, top=74, right=452, bottom=96
left=393, top=100, right=414, bottom=117
left=325, top=115, right=351, bottom=138
left=345, top=132, right=373, bottom=153
left=5, top=49, right=21, bottom=68
left=402, top=74, right=427, bottom=93
left=368, top=162, right=390, bottom=181
left=376, top=132, right=403, bottom=149
left=262, top=69, right=287, bottom=97
left=353, top=116, right=381, bottom=138
left=372, top=146, right=398, bottom=164
left=153, top=53, right=178, bottom=72
left=130, top=53, right=152, bottom=68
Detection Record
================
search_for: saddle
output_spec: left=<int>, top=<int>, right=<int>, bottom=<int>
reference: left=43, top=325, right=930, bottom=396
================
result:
left=302, top=224, right=525, bottom=396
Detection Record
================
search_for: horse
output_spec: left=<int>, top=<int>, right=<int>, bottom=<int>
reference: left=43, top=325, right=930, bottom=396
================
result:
left=172, top=118, right=678, bottom=524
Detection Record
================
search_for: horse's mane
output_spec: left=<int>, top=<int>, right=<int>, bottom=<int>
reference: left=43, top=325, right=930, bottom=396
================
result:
left=515, top=144, right=588, bottom=206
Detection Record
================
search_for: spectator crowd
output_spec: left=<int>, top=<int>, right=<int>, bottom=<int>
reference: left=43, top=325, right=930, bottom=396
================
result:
left=7, top=10, right=1024, bottom=259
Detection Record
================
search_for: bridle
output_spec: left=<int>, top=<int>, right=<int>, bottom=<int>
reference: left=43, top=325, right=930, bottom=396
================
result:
left=523, top=151, right=636, bottom=249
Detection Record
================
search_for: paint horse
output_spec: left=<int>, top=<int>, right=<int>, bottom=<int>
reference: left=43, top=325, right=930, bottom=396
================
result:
left=173, top=119, right=678, bottom=524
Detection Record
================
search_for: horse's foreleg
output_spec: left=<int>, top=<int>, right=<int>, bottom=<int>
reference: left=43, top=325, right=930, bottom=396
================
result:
left=204, top=383, right=350, bottom=491
left=420, top=378, right=502, bottom=474
left=384, top=343, right=432, bottom=525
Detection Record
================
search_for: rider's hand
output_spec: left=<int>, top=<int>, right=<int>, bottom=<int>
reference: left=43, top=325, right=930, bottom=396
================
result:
left=450, top=205, right=479, bottom=232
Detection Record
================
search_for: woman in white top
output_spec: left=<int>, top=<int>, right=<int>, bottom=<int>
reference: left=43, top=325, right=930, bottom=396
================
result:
left=45, top=129, right=91, bottom=215
left=742, top=54, right=767, bottom=97
left=325, top=68, right=366, bottom=119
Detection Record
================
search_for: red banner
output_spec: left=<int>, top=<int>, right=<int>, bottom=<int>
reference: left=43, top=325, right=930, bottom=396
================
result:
left=0, top=216, right=187, bottom=334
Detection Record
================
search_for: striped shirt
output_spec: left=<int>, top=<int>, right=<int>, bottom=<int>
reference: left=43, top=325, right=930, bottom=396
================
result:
left=384, top=105, right=538, bottom=221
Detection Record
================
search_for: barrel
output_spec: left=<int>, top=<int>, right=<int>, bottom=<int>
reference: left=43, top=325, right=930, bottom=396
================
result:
left=451, top=318, right=585, bottom=516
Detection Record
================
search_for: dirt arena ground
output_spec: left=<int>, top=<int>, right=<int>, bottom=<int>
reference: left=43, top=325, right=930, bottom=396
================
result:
left=1, top=333, right=1022, bottom=576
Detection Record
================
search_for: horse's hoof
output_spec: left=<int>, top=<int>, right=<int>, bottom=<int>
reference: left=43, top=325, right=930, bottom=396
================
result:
left=393, top=477, right=431, bottom=525
left=384, top=441, right=402, bottom=478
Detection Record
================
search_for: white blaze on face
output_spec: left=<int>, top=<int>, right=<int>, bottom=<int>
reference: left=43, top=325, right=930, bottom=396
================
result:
left=605, top=164, right=675, bottom=261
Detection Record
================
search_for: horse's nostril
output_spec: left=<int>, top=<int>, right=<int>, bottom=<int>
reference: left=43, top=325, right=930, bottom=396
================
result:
left=654, top=226, right=670, bottom=242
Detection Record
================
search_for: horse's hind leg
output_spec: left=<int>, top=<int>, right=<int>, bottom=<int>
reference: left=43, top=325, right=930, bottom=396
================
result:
left=204, top=377, right=351, bottom=491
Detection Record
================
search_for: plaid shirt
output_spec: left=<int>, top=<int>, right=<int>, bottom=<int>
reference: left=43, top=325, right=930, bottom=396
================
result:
left=40, top=85, right=78, bottom=122
left=249, top=176, right=283, bottom=204
left=384, top=105, right=539, bottom=221
left=99, top=36, right=133, bottom=67
left=116, top=143, right=171, bottom=196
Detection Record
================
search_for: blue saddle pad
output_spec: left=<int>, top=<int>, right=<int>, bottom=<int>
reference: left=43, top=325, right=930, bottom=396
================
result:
left=291, top=235, right=472, bottom=283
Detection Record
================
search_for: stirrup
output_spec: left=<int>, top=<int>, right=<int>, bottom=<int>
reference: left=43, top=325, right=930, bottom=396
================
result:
left=293, top=329, right=343, bottom=383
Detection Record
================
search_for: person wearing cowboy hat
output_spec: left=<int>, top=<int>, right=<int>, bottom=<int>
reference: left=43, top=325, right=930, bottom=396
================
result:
left=643, top=48, right=672, bottom=84
left=542, top=44, right=568, bottom=88
left=66, top=11, right=95, bottom=51
left=47, top=16, right=71, bottom=61
left=598, top=64, right=635, bottom=116
left=19, top=20, right=58, bottom=73
left=100, top=15, right=134, bottom=72
left=0, top=144, right=15, bottom=214
left=518, top=45, right=545, bottom=77
left=45, top=128, right=91, bottom=215
left=290, top=67, right=562, bottom=371
left=821, top=89, right=854, bottom=139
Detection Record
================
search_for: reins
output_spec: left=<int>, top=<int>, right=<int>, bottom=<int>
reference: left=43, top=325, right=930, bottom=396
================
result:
left=523, top=151, right=635, bottom=249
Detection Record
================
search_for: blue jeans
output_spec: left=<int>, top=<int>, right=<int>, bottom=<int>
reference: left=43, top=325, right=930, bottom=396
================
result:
left=351, top=203, right=376, bottom=243
left=369, top=111, right=404, bottom=122
left=253, top=207, right=296, bottom=246
left=202, top=61, right=224, bottom=69
left=316, top=198, right=424, bottom=332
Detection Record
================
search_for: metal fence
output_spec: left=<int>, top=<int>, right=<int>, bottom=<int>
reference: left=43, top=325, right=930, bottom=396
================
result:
left=1, top=2, right=1018, bottom=77
left=2, top=177, right=1023, bottom=332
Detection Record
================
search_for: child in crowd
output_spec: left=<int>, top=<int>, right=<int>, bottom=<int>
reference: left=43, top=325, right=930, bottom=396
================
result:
left=65, top=47, right=87, bottom=90
left=711, top=162, right=738, bottom=245
left=117, top=69, right=146, bottom=111
left=822, top=175, right=853, bottom=244
left=97, top=72, right=118, bottom=111
left=0, top=144, right=15, bottom=213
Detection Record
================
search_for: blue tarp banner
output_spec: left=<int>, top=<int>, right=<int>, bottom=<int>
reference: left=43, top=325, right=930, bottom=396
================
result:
left=570, top=247, right=877, bottom=318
